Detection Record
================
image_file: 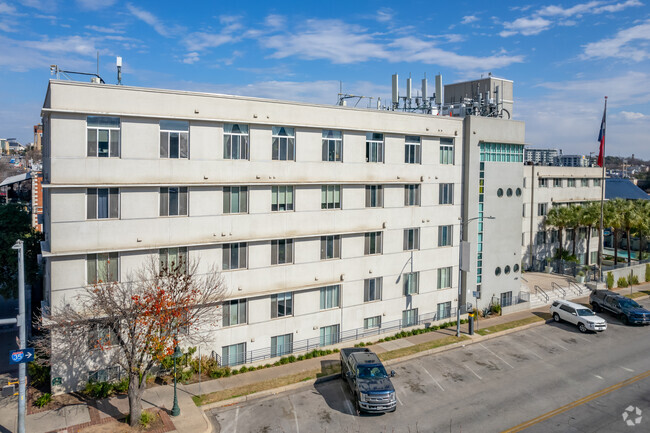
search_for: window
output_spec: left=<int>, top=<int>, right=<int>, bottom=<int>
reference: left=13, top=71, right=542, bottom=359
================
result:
left=223, top=243, right=247, bottom=270
left=581, top=178, right=589, bottom=187
left=272, top=126, right=295, bottom=161
left=365, top=185, right=383, bottom=208
left=497, top=188, right=503, bottom=197
left=439, top=183, right=454, bottom=204
left=495, top=267, right=502, bottom=276
left=159, top=247, right=187, bottom=273
left=536, top=231, right=547, bottom=245
left=538, top=203, right=548, bottom=216
left=516, top=188, right=522, bottom=197
left=88, top=323, right=116, bottom=350
left=271, top=239, right=293, bottom=265
left=507, top=188, right=513, bottom=197
left=320, top=235, right=341, bottom=260
left=594, top=179, right=601, bottom=187
left=87, top=116, right=120, bottom=158
left=223, top=299, right=247, bottom=326
left=438, top=225, right=453, bottom=247
left=505, top=265, right=511, bottom=274
left=567, top=179, right=576, bottom=187
left=366, top=132, right=383, bottom=162
left=87, top=253, right=118, bottom=284
left=271, top=334, right=293, bottom=358
left=223, top=186, right=248, bottom=214
left=402, top=308, right=418, bottom=327
left=321, top=185, right=341, bottom=209
left=514, top=264, right=520, bottom=272
left=320, top=324, right=340, bottom=346
left=404, top=185, right=421, bottom=206
left=578, top=227, right=587, bottom=240
left=87, top=188, right=119, bottom=219
left=364, top=316, right=381, bottom=329
left=553, top=178, right=562, bottom=187
left=271, top=292, right=293, bottom=318
left=440, top=138, right=454, bottom=164
left=403, top=272, right=419, bottom=295
left=364, top=232, right=382, bottom=255
left=160, top=187, right=188, bottom=216
left=403, top=228, right=420, bottom=251
left=590, top=251, right=598, bottom=264
left=223, top=124, right=249, bottom=160
left=437, top=267, right=452, bottom=289
left=160, top=120, right=189, bottom=159
left=551, top=230, right=559, bottom=243
left=405, top=136, right=421, bottom=164
left=222, top=342, right=246, bottom=366
left=437, top=302, right=451, bottom=320
left=322, top=130, right=342, bottom=162
left=272, top=186, right=294, bottom=211
left=364, top=278, right=382, bottom=302
left=320, top=285, right=340, bottom=309
left=538, top=178, right=548, bottom=188
left=500, top=291, right=513, bottom=308
left=88, top=365, right=121, bottom=383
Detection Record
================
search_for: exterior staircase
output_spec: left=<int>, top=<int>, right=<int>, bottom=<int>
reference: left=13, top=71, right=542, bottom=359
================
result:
left=521, top=273, right=591, bottom=310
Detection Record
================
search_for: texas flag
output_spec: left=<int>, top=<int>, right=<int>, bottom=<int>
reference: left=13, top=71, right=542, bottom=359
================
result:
left=597, top=98, right=607, bottom=167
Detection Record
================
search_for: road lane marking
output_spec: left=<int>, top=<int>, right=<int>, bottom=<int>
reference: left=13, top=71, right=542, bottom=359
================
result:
left=593, top=374, right=604, bottom=380
left=463, top=363, right=482, bottom=380
left=502, top=369, right=650, bottom=433
left=419, top=364, right=445, bottom=391
left=480, top=343, right=514, bottom=369
left=396, top=393, right=403, bottom=406
left=288, top=395, right=300, bottom=433
left=621, top=367, right=634, bottom=372
left=233, top=407, right=239, bottom=433
left=572, top=334, right=591, bottom=343
left=509, top=337, right=544, bottom=360
left=530, top=329, right=569, bottom=351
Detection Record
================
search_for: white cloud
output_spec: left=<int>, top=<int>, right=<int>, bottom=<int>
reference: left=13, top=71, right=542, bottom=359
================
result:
left=0, top=2, right=18, bottom=14
left=581, top=20, right=650, bottom=61
left=22, top=35, right=97, bottom=56
left=593, top=0, right=643, bottom=13
left=184, top=32, right=237, bottom=52
left=620, top=111, right=646, bottom=120
left=376, top=8, right=394, bottom=23
left=76, top=0, right=116, bottom=10
left=500, top=17, right=552, bottom=37
left=126, top=3, right=174, bottom=37
left=183, top=52, right=199, bottom=64
left=264, top=14, right=285, bottom=29
left=461, top=15, right=479, bottom=24
left=85, top=25, right=124, bottom=34
left=17, top=0, right=54, bottom=12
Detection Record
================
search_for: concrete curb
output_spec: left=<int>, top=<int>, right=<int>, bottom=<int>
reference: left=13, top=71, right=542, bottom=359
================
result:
left=200, top=318, right=551, bottom=412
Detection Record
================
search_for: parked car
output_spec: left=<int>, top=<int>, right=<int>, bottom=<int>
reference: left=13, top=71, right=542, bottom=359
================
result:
left=340, top=348, right=396, bottom=414
left=590, top=290, right=650, bottom=325
left=550, top=299, right=607, bottom=333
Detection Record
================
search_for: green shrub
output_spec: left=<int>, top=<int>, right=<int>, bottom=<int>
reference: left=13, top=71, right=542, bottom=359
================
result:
left=140, top=410, right=154, bottom=428
left=646, top=264, right=650, bottom=282
left=629, top=273, right=639, bottom=285
left=178, top=369, right=193, bottom=382
left=617, top=277, right=628, bottom=288
left=28, top=362, right=50, bottom=389
left=606, top=272, right=614, bottom=289
left=491, top=303, right=502, bottom=315
left=112, top=378, right=129, bottom=393
left=305, top=353, right=313, bottom=359
left=231, top=369, right=239, bottom=375
left=34, top=393, right=51, bottom=408
left=84, top=381, right=112, bottom=399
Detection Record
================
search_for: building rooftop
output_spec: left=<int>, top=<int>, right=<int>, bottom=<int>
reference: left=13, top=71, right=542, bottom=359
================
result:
left=605, top=178, right=650, bottom=200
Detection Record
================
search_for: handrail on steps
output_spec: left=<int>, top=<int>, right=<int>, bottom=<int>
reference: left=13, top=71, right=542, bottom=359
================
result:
left=567, top=280, right=584, bottom=296
left=535, top=285, right=549, bottom=303
left=551, top=281, right=566, bottom=298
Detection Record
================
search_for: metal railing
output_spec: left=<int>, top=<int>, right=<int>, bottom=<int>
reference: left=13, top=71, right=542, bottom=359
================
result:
left=534, top=285, right=549, bottom=303
left=551, top=281, right=566, bottom=298
left=518, top=291, right=530, bottom=303
left=214, top=309, right=457, bottom=367
left=567, top=281, right=585, bottom=296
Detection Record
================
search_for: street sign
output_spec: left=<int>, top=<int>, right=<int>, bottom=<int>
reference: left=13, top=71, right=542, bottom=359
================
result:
left=51, top=377, right=62, bottom=386
left=472, top=291, right=480, bottom=298
left=9, top=348, right=34, bottom=364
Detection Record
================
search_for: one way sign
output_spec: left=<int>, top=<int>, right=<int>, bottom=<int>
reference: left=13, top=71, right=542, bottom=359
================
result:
left=9, top=348, right=34, bottom=364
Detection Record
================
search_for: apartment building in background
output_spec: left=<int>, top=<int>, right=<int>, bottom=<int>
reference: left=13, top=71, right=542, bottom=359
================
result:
left=41, top=79, right=526, bottom=392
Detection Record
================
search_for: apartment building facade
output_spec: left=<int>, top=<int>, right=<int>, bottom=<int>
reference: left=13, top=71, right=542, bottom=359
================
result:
left=41, top=80, right=526, bottom=392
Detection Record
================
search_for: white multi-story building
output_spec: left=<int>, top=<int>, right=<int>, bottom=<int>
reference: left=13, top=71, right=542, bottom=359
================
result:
left=524, top=148, right=561, bottom=166
left=521, top=166, right=603, bottom=268
left=41, top=79, right=526, bottom=392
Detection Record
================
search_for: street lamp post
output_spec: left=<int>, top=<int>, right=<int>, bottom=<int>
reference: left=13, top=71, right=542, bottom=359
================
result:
left=457, top=216, right=495, bottom=338
left=171, top=343, right=183, bottom=417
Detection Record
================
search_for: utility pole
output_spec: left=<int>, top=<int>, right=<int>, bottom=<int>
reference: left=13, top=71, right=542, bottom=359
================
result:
left=13, top=240, right=26, bottom=433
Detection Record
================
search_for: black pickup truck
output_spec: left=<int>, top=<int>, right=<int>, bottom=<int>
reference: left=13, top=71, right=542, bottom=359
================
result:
left=340, top=348, right=397, bottom=414
left=590, top=289, right=650, bottom=325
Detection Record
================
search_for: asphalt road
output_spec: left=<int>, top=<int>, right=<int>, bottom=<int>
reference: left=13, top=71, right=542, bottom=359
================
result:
left=208, top=298, right=650, bottom=433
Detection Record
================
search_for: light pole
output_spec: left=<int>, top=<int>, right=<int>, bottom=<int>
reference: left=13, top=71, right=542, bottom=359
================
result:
left=171, top=343, right=182, bottom=417
left=457, top=216, right=495, bottom=338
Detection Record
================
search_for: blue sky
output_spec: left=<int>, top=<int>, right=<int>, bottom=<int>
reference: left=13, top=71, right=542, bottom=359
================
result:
left=1, top=0, right=649, bottom=158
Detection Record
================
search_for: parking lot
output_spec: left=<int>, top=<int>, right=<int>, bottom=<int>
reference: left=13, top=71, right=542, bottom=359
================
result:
left=209, top=298, right=650, bottom=433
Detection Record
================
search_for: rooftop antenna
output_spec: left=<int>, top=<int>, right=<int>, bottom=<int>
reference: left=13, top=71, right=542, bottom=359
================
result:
left=96, top=52, right=99, bottom=76
left=116, top=56, right=122, bottom=85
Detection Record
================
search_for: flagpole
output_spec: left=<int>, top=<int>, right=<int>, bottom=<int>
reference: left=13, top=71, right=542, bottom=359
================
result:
left=597, top=96, right=607, bottom=282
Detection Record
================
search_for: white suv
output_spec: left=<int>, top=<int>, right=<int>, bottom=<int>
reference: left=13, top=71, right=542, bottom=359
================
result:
left=550, top=300, right=607, bottom=333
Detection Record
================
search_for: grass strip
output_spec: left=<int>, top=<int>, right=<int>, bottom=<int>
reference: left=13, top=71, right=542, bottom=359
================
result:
left=625, top=290, right=650, bottom=299
left=378, top=335, right=470, bottom=362
left=476, top=315, right=545, bottom=336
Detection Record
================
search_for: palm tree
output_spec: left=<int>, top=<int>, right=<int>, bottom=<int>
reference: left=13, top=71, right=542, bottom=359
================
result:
left=545, top=205, right=571, bottom=257
left=580, top=202, right=601, bottom=265
left=635, top=200, right=650, bottom=260
left=566, top=205, right=581, bottom=257
left=617, top=199, right=642, bottom=265
left=604, top=199, right=624, bottom=266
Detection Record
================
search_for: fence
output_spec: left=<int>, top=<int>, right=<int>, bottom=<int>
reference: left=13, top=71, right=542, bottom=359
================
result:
left=213, top=309, right=456, bottom=367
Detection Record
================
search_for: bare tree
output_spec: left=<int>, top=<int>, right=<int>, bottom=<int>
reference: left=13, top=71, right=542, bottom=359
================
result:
left=36, top=257, right=226, bottom=426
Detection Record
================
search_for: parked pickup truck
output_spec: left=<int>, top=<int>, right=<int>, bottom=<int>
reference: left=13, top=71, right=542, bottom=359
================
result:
left=590, top=290, right=650, bottom=325
left=340, top=348, right=397, bottom=414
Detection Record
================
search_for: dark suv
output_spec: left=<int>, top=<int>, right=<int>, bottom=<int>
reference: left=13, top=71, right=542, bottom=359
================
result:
left=589, top=290, right=650, bottom=325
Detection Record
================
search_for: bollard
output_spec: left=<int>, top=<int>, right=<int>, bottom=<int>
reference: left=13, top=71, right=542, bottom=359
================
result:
left=468, top=315, right=474, bottom=335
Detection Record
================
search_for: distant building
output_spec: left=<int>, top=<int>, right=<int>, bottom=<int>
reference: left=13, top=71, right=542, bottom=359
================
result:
left=31, top=170, right=43, bottom=231
left=34, top=124, right=43, bottom=151
left=559, top=154, right=589, bottom=167
left=444, top=76, right=514, bottom=118
left=524, top=148, right=561, bottom=166
left=0, top=138, right=9, bottom=154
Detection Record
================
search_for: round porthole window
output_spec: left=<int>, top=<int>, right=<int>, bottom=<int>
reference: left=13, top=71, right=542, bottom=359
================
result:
left=514, top=264, right=520, bottom=272
left=507, top=188, right=513, bottom=197
left=516, top=188, right=522, bottom=197
left=505, top=265, right=511, bottom=274
left=497, top=188, right=503, bottom=197
left=495, top=267, right=501, bottom=276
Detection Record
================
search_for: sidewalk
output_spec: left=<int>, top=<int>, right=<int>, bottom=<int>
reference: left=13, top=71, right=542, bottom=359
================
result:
left=5, top=282, right=648, bottom=433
